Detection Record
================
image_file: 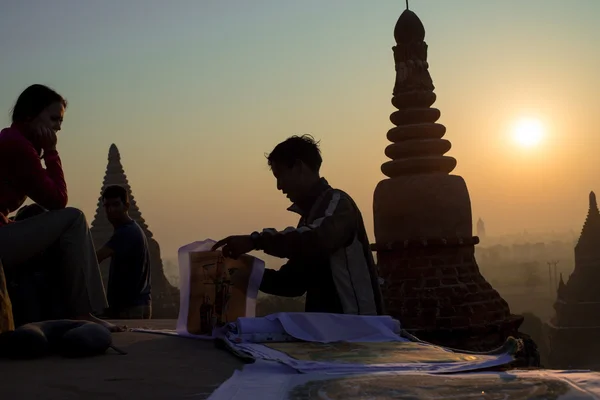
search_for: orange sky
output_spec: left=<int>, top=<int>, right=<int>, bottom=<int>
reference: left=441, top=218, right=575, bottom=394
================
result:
left=1, top=1, right=599, bottom=262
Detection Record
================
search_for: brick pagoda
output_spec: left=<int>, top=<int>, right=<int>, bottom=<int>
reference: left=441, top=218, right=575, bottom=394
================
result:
left=91, top=144, right=180, bottom=319
left=546, top=191, right=600, bottom=368
left=372, top=6, right=523, bottom=351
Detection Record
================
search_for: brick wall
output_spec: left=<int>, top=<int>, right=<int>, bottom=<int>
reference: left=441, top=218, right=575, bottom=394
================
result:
left=377, top=245, right=523, bottom=351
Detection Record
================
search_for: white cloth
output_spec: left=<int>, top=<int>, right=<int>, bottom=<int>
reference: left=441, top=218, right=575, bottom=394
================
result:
left=225, top=312, right=403, bottom=343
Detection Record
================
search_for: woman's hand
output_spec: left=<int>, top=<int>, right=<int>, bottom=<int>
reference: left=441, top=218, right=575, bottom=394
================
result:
left=35, top=124, right=58, bottom=152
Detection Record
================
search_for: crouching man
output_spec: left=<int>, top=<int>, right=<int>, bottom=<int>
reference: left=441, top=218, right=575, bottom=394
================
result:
left=213, top=135, right=384, bottom=315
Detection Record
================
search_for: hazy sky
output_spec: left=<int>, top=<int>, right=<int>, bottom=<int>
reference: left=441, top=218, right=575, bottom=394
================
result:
left=1, top=0, right=599, bottom=261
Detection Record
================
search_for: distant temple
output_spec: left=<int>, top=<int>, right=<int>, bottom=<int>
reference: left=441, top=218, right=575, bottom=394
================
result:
left=476, top=218, right=486, bottom=240
left=90, top=144, right=179, bottom=318
left=371, top=6, right=523, bottom=351
left=546, top=191, right=600, bottom=368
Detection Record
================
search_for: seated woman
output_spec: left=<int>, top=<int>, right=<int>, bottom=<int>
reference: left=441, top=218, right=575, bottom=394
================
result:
left=0, top=84, right=122, bottom=332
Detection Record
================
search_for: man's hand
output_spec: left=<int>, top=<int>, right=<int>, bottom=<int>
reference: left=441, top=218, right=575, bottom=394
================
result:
left=212, top=235, right=255, bottom=259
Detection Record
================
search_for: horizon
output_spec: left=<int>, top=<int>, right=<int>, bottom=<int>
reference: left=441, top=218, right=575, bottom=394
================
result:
left=2, top=0, right=599, bottom=263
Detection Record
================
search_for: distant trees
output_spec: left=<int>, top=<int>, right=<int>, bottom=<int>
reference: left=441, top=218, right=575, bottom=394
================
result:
left=162, top=259, right=179, bottom=287
left=520, top=262, right=544, bottom=288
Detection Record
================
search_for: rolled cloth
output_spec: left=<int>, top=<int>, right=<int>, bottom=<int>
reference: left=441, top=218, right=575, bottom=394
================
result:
left=0, top=319, right=121, bottom=359
left=225, top=313, right=403, bottom=343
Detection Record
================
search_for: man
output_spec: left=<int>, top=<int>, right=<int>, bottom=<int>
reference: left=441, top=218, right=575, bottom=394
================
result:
left=96, top=185, right=152, bottom=319
left=213, top=135, right=384, bottom=315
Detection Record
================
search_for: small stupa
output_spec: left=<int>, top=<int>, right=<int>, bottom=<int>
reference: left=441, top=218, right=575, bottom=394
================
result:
left=546, top=191, right=600, bottom=368
left=90, top=144, right=179, bottom=318
left=372, top=5, right=523, bottom=351
left=476, top=218, right=486, bottom=240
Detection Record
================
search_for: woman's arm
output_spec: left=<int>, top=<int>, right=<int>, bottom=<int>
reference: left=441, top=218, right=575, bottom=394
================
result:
left=10, top=140, right=68, bottom=210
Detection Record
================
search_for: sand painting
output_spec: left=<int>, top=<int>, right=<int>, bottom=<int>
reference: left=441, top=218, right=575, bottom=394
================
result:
left=186, top=251, right=255, bottom=335
left=265, top=341, right=485, bottom=365
left=288, top=373, right=586, bottom=400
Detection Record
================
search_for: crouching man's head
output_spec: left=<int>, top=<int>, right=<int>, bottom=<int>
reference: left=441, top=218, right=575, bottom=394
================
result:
left=267, top=135, right=322, bottom=205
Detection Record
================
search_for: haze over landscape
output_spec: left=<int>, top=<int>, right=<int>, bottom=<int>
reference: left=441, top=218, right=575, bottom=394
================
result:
left=1, top=0, right=599, bottom=266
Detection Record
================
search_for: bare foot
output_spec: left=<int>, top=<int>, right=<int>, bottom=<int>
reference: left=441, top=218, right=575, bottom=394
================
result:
left=77, top=314, right=127, bottom=333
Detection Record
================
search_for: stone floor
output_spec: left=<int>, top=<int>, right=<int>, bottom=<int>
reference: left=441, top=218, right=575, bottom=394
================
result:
left=0, top=320, right=242, bottom=399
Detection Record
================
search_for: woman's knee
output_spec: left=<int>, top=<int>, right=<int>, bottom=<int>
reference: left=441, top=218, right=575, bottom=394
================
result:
left=60, top=207, right=88, bottom=225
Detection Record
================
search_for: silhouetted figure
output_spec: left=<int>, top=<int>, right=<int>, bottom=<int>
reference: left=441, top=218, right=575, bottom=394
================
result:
left=213, top=135, right=384, bottom=315
left=0, top=84, right=120, bottom=332
left=96, top=185, right=152, bottom=319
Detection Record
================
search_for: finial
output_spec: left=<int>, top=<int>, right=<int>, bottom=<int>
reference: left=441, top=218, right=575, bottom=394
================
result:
left=108, top=143, right=121, bottom=161
left=394, top=8, right=425, bottom=44
left=406, top=0, right=409, bottom=10
left=590, top=191, right=597, bottom=210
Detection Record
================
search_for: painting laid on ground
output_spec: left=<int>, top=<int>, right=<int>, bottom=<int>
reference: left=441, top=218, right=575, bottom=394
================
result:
left=265, top=341, right=484, bottom=365
left=208, top=362, right=600, bottom=400
left=287, top=373, right=586, bottom=400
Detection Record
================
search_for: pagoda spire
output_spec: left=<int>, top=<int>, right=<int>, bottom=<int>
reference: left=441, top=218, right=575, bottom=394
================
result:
left=547, top=191, right=600, bottom=368
left=557, top=273, right=566, bottom=299
left=90, top=144, right=180, bottom=318
left=372, top=6, right=522, bottom=352
left=576, top=191, right=600, bottom=251
left=90, top=143, right=152, bottom=238
left=382, top=8, right=456, bottom=178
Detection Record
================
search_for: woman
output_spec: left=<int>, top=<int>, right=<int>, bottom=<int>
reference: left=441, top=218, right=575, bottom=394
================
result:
left=0, top=84, right=122, bottom=332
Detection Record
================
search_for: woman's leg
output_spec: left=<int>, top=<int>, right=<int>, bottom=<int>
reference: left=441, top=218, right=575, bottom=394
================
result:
left=0, top=207, right=123, bottom=331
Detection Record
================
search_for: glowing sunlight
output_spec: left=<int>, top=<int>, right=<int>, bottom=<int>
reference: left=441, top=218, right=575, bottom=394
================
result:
left=511, top=118, right=545, bottom=148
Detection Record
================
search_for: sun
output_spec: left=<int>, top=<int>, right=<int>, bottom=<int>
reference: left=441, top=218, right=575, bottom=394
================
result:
left=512, top=118, right=544, bottom=148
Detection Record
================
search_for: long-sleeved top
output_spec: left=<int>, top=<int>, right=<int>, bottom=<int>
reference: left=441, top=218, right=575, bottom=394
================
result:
left=256, top=177, right=384, bottom=316
left=0, top=124, right=68, bottom=227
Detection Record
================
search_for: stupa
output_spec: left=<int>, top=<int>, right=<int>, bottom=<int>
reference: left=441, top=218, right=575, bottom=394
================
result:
left=476, top=218, right=486, bottom=240
left=90, top=144, right=179, bottom=319
left=546, top=191, right=600, bottom=368
left=371, top=5, right=523, bottom=351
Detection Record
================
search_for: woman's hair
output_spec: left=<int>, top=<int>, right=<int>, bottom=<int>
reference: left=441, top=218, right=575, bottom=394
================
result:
left=11, top=84, right=67, bottom=123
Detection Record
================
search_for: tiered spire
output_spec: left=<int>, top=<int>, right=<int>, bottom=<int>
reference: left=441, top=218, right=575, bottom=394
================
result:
left=557, top=273, right=566, bottom=299
left=90, top=144, right=153, bottom=239
left=90, top=144, right=180, bottom=318
left=373, top=6, right=521, bottom=352
left=382, top=8, right=456, bottom=178
left=576, top=191, right=600, bottom=252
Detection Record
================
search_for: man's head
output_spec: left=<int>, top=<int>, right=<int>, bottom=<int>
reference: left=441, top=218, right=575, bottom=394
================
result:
left=102, top=185, right=129, bottom=224
left=266, top=135, right=322, bottom=204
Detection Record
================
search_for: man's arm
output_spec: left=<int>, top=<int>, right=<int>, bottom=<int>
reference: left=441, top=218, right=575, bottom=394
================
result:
left=96, top=245, right=114, bottom=263
left=96, top=228, right=126, bottom=263
left=257, top=191, right=357, bottom=259
left=260, top=258, right=307, bottom=298
left=10, top=140, right=68, bottom=210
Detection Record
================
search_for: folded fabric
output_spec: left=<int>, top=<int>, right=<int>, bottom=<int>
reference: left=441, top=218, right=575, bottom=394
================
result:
left=223, top=312, right=403, bottom=343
